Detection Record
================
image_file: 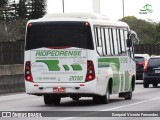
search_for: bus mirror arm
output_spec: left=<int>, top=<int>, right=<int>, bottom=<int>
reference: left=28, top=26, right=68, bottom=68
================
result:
left=126, top=39, right=132, bottom=47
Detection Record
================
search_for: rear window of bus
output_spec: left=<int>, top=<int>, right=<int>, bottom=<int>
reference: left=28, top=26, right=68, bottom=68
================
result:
left=25, top=21, right=94, bottom=50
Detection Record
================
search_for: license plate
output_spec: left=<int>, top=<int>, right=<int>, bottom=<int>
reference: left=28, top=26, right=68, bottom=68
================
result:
left=53, top=87, right=66, bottom=92
left=155, top=70, right=160, bottom=73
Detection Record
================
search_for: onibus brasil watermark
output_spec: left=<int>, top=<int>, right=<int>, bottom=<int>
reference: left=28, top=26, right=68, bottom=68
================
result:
left=1, top=112, right=42, bottom=118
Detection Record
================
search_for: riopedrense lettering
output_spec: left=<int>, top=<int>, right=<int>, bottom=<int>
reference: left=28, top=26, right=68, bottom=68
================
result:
left=36, top=50, right=82, bottom=57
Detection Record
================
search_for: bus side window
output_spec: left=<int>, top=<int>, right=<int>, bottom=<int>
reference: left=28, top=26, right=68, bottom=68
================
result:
left=108, top=28, right=114, bottom=55
left=97, top=28, right=102, bottom=47
left=116, top=29, right=122, bottom=54
left=95, top=27, right=100, bottom=46
left=94, top=27, right=103, bottom=55
left=101, top=28, right=107, bottom=56
left=121, top=29, right=126, bottom=52
left=104, top=28, right=111, bottom=55
left=124, top=30, right=130, bottom=57
left=119, top=29, right=127, bottom=55
left=112, top=28, right=119, bottom=55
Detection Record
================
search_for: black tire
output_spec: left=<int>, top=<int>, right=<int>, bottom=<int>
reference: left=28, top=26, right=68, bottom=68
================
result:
left=153, top=83, right=158, bottom=87
left=52, top=96, right=61, bottom=104
left=143, top=83, right=149, bottom=88
left=124, top=82, right=133, bottom=100
left=100, top=86, right=110, bottom=104
left=44, top=95, right=61, bottom=105
left=93, top=96, right=101, bottom=104
left=125, top=91, right=132, bottom=100
left=93, top=87, right=110, bottom=104
left=44, top=95, right=53, bottom=105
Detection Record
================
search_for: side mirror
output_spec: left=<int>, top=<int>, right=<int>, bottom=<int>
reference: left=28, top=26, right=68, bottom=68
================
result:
left=130, top=30, right=139, bottom=44
left=126, top=39, right=132, bottom=47
left=97, top=46, right=102, bottom=55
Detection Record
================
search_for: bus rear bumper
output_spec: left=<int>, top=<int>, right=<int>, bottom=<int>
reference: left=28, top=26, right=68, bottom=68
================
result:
left=25, top=80, right=101, bottom=96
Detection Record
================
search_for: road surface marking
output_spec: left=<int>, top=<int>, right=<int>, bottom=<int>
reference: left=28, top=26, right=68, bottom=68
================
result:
left=59, top=97, right=160, bottom=120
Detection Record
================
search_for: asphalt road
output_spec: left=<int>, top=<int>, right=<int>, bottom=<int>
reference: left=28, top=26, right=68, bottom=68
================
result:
left=0, top=81, right=160, bottom=120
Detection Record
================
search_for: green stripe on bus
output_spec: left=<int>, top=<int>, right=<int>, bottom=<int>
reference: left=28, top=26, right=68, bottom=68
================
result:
left=63, top=65, right=70, bottom=71
left=36, top=60, right=60, bottom=71
left=98, top=58, right=120, bottom=71
left=98, top=62, right=110, bottom=68
left=71, top=64, right=82, bottom=71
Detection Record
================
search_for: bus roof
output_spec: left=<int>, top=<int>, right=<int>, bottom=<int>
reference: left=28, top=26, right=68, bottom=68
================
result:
left=28, top=13, right=129, bottom=28
left=43, top=13, right=110, bottom=20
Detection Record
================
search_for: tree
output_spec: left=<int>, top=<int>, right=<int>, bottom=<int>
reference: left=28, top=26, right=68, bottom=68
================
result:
left=1, top=0, right=47, bottom=20
left=0, top=0, right=8, bottom=42
left=27, top=0, right=47, bottom=19
left=6, top=0, right=18, bottom=20
left=155, top=23, right=160, bottom=44
left=7, top=19, right=28, bottom=41
left=121, top=16, right=158, bottom=44
left=0, top=0, right=47, bottom=42
left=17, top=0, right=28, bottom=19
left=0, top=0, right=8, bottom=20
left=0, top=21, right=8, bottom=41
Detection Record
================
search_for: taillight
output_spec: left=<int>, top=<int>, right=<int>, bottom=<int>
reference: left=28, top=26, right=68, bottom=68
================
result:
left=25, top=61, right=33, bottom=82
left=28, top=23, right=32, bottom=27
left=144, top=61, right=148, bottom=72
left=85, top=60, right=95, bottom=82
left=85, top=22, right=89, bottom=27
left=138, top=61, right=145, bottom=66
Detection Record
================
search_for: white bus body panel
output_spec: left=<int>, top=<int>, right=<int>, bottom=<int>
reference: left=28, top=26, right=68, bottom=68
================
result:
left=25, top=48, right=105, bottom=96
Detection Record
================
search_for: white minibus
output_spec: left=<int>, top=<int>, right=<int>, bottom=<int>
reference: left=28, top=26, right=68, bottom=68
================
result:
left=24, top=13, right=138, bottom=104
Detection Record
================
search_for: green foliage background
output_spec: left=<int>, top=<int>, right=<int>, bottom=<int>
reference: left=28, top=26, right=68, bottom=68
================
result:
left=0, top=0, right=47, bottom=42
left=121, top=16, right=160, bottom=44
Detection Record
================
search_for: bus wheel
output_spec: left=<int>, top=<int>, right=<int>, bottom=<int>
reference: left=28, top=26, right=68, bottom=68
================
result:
left=93, top=86, right=110, bottom=104
left=44, top=95, right=53, bottom=105
left=93, top=96, right=100, bottom=104
left=124, top=83, right=133, bottom=100
left=52, top=96, right=61, bottom=104
left=101, top=86, right=110, bottom=104
left=143, top=83, right=149, bottom=88
left=153, top=83, right=158, bottom=87
left=125, top=91, right=132, bottom=100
